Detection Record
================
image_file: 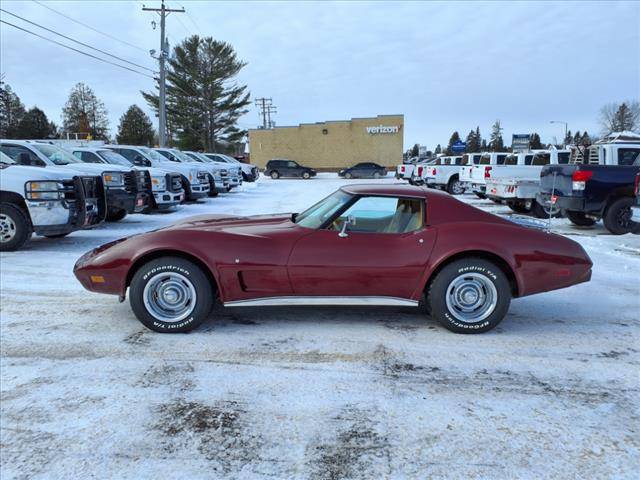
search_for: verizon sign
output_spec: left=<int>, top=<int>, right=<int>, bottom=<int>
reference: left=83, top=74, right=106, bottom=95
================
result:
left=366, top=125, right=400, bottom=135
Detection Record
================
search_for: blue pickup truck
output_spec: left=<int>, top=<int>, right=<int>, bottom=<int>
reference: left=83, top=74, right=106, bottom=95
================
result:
left=537, top=135, right=640, bottom=234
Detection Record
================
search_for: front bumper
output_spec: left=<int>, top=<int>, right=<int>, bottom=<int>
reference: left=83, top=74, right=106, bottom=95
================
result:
left=153, top=191, right=184, bottom=209
left=106, top=188, right=148, bottom=214
left=187, top=182, right=210, bottom=200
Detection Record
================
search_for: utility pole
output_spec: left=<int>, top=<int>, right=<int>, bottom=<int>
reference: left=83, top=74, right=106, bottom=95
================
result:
left=255, top=97, right=274, bottom=129
left=266, top=104, right=277, bottom=129
left=143, top=0, right=184, bottom=147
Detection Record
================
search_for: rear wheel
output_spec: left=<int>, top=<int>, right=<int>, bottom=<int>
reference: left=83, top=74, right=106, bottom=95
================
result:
left=530, top=199, right=562, bottom=219
left=427, top=258, right=511, bottom=334
left=270, top=171, right=280, bottom=179
left=129, top=256, right=214, bottom=333
left=447, top=176, right=464, bottom=195
left=566, top=210, right=596, bottom=227
left=603, top=197, right=637, bottom=235
left=508, top=202, right=531, bottom=214
left=0, top=203, right=32, bottom=252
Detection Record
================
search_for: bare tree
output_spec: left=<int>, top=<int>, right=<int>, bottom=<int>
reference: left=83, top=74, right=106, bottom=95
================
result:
left=599, top=101, right=640, bottom=135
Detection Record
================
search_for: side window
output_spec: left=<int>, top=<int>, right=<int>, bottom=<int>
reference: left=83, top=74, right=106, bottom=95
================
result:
left=80, top=152, right=100, bottom=163
left=0, top=145, right=45, bottom=166
left=331, top=196, right=424, bottom=234
left=557, top=152, right=570, bottom=164
left=288, top=161, right=298, bottom=168
left=496, top=155, right=506, bottom=165
left=618, top=149, right=640, bottom=166
left=118, top=149, right=137, bottom=161
left=531, top=154, right=551, bottom=165
left=524, top=155, right=533, bottom=165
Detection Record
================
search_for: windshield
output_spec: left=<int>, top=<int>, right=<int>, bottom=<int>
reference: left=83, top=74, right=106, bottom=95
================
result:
left=294, top=190, right=352, bottom=229
left=139, top=147, right=166, bottom=162
left=32, top=144, right=83, bottom=165
left=169, top=149, right=196, bottom=163
left=222, top=154, right=240, bottom=164
left=98, top=150, right=133, bottom=166
left=0, top=151, right=16, bottom=164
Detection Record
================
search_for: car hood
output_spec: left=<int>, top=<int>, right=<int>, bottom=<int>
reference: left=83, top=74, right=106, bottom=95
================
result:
left=165, top=213, right=297, bottom=235
left=54, top=163, right=131, bottom=174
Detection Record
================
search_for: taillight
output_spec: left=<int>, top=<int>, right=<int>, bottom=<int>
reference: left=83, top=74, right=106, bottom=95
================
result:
left=401, top=166, right=405, bottom=173
left=634, top=174, right=639, bottom=196
left=484, top=166, right=492, bottom=179
left=572, top=169, right=593, bottom=190
left=417, top=166, right=423, bottom=176
left=432, top=168, right=436, bottom=175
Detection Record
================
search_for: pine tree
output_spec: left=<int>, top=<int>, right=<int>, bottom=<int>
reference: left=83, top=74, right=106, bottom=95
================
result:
left=600, top=101, right=640, bottom=134
left=116, top=105, right=155, bottom=146
left=465, top=128, right=480, bottom=153
left=434, top=144, right=442, bottom=154
left=489, top=120, right=504, bottom=151
left=480, top=139, right=487, bottom=151
left=573, top=130, right=581, bottom=145
left=529, top=132, right=543, bottom=149
left=580, top=131, right=592, bottom=146
left=445, top=131, right=461, bottom=155
left=16, top=107, right=53, bottom=139
left=410, top=144, right=419, bottom=157
left=0, top=82, right=26, bottom=138
left=143, top=35, right=250, bottom=151
left=564, top=129, right=572, bottom=145
left=475, top=126, right=482, bottom=151
left=62, top=82, right=109, bottom=140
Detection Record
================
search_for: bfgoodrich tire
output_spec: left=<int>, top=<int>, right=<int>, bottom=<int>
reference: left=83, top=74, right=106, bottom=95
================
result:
left=129, top=256, right=214, bottom=333
left=0, top=202, right=32, bottom=252
left=427, top=258, right=511, bottom=334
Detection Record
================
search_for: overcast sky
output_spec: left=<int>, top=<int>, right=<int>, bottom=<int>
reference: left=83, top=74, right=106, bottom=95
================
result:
left=1, top=0, right=638, bottom=148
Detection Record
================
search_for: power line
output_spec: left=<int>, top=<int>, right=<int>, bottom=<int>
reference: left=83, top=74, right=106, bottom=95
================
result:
left=0, top=8, right=157, bottom=73
left=32, top=0, right=149, bottom=53
left=0, top=19, right=156, bottom=80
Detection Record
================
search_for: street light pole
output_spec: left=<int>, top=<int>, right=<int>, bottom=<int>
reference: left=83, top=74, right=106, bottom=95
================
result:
left=550, top=120, right=568, bottom=146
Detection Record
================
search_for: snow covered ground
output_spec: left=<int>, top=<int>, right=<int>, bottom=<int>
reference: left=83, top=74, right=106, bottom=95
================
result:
left=1, top=174, right=639, bottom=479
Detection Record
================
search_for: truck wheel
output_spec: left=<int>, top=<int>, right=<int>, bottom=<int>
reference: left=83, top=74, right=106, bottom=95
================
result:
left=129, top=256, right=214, bottom=333
left=566, top=211, right=596, bottom=227
left=603, top=197, right=637, bottom=235
left=270, top=171, right=280, bottom=179
left=106, top=208, right=128, bottom=222
left=427, top=257, right=511, bottom=334
left=0, top=203, right=32, bottom=252
left=447, top=177, right=464, bottom=195
left=531, top=200, right=562, bottom=219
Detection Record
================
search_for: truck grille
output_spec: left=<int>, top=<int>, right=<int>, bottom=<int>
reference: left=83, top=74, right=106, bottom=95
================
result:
left=136, top=170, right=152, bottom=194
left=124, top=171, right=137, bottom=194
left=76, top=176, right=107, bottom=225
left=167, top=173, right=182, bottom=192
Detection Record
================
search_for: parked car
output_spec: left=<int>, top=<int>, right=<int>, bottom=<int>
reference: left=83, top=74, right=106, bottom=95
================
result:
left=0, top=140, right=149, bottom=221
left=1, top=151, right=105, bottom=250
left=468, top=152, right=509, bottom=198
left=339, top=162, right=387, bottom=179
left=72, top=147, right=183, bottom=210
left=75, top=184, right=592, bottom=335
left=423, top=156, right=465, bottom=194
left=203, top=153, right=259, bottom=182
left=537, top=133, right=640, bottom=234
left=484, top=149, right=571, bottom=218
left=265, top=159, right=316, bottom=179
left=188, top=152, right=242, bottom=190
left=103, top=145, right=197, bottom=203
left=182, top=151, right=229, bottom=194
left=150, top=148, right=211, bottom=200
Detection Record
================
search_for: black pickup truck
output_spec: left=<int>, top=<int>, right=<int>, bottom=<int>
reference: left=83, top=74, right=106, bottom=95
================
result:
left=537, top=162, right=640, bottom=234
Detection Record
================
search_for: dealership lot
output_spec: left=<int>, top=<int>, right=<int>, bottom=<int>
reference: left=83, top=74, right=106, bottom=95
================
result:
left=1, top=175, right=639, bottom=479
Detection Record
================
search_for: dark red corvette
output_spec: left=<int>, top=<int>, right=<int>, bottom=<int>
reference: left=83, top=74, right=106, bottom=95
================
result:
left=74, top=184, right=592, bottom=333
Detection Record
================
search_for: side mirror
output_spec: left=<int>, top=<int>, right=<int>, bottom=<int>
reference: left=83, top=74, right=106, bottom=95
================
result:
left=338, top=215, right=356, bottom=238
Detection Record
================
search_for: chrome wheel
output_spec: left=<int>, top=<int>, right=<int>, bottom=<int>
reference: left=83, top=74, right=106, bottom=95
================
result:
left=143, top=272, right=197, bottom=323
left=0, top=213, right=17, bottom=243
left=445, top=272, right=498, bottom=323
left=450, top=180, right=464, bottom=195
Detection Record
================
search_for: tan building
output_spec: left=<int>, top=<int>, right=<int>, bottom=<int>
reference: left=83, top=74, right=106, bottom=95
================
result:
left=248, top=114, right=404, bottom=170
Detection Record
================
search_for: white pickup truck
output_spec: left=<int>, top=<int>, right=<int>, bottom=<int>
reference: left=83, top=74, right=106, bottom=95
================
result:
left=1, top=151, right=105, bottom=250
left=71, top=147, right=184, bottom=210
left=484, top=149, right=571, bottom=218
left=423, top=156, right=466, bottom=194
left=204, top=153, right=258, bottom=183
left=459, top=153, right=483, bottom=190
left=467, top=152, right=510, bottom=198
left=183, top=151, right=233, bottom=193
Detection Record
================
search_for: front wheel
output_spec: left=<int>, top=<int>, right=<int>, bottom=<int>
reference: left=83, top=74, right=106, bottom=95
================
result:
left=129, top=256, right=214, bottom=333
left=373, top=172, right=381, bottom=179
left=566, top=210, right=596, bottom=227
left=344, top=172, right=353, bottom=179
left=603, top=197, right=638, bottom=235
left=302, top=171, right=311, bottom=179
left=427, top=258, right=511, bottom=334
left=0, top=203, right=32, bottom=252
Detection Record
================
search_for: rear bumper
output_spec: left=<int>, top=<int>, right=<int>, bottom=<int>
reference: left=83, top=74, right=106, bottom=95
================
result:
left=537, top=193, right=586, bottom=212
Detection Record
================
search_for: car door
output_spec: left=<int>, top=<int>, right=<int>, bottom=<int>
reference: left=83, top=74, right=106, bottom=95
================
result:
left=0, top=144, right=46, bottom=167
left=286, top=161, right=299, bottom=177
left=287, top=195, right=436, bottom=299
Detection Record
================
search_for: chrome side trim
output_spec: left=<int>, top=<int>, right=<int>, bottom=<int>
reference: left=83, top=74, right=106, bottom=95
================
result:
left=224, top=296, right=419, bottom=307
